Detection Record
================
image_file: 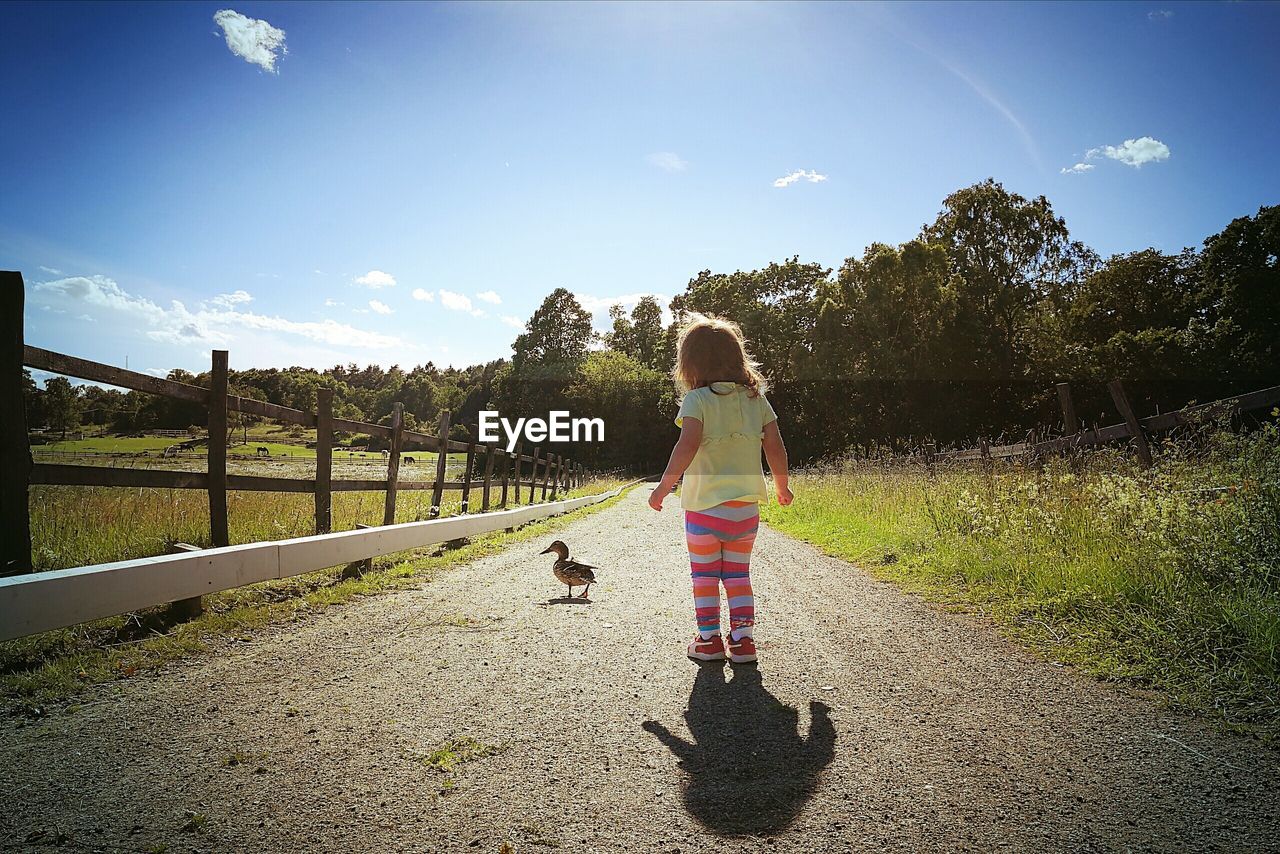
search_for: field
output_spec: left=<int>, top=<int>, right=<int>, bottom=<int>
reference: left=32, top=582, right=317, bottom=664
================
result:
left=37, top=425, right=452, bottom=466
left=761, top=422, right=1280, bottom=740
left=28, top=451, right=574, bottom=571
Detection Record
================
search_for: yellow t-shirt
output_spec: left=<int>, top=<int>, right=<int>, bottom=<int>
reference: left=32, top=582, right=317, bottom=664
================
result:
left=675, top=382, right=778, bottom=511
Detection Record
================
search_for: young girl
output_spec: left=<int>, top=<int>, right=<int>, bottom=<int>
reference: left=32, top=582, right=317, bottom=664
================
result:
left=649, top=313, right=792, bottom=664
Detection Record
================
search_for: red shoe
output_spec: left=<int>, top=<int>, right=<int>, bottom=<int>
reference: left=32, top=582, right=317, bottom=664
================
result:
left=727, top=633, right=757, bottom=663
left=687, top=634, right=726, bottom=661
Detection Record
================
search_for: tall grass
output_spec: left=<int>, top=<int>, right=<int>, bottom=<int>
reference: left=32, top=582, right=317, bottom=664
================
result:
left=761, top=421, right=1280, bottom=740
left=29, top=472, right=615, bottom=571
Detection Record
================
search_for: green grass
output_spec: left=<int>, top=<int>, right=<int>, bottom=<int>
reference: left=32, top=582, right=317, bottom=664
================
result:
left=762, top=423, right=1280, bottom=742
left=40, top=436, right=179, bottom=454
left=422, top=736, right=505, bottom=773
left=2, top=478, right=633, bottom=710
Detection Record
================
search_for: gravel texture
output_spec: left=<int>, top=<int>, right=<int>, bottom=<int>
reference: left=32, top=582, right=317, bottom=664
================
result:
left=3, top=487, right=1278, bottom=853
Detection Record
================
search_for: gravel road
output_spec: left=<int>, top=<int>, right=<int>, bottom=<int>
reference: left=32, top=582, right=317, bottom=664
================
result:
left=3, top=487, right=1278, bottom=853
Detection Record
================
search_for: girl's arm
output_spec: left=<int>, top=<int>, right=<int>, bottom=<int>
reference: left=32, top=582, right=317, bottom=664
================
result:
left=649, top=417, right=703, bottom=511
left=762, top=420, right=793, bottom=506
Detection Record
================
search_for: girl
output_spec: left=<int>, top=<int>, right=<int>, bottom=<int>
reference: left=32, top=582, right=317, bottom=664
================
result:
left=649, top=313, right=792, bottom=664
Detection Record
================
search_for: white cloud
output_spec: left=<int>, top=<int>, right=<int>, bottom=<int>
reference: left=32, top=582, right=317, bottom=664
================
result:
left=368, top=299, right=393, bottom=315
left=208, top=289, right=253, bottom=309
left=38, top=266, right=62, bottom=275
left=1060, top=162, right=1095, bottom=175
left=773, top=169, right=828, bottom=188
left=355, top=269, right=396, bottom=288
left=411, top=288, right=434, bottom=302
left=475, top=290, right=501, bottom=305
left=76, top=314, right=95, bottom=322
left=1086, top=136, right=1170, bottom=168
left=213, top=9, right=287, bottom=73
left=646, top=152, right=688, bottom=173
left=144, top=368, right=169, bottom=377
left=35, top=274, right=404, bottom=350
left=1148, top=9, right=1174, bottom=20
left=438, top=289, right=485, bottom=317
left=500, top=315, right=525, bottom=329
left=324, top=298, right=340, bottom=307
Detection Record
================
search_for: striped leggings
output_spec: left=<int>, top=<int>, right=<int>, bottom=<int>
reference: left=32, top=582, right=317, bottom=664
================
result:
left=684, top=500, right=759, bottom=639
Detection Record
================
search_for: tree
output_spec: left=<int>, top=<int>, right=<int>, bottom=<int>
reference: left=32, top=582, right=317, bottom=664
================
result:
left=564, top=350, right=675, bottom=470
left=671, top=258, right=831, bottom=459
left=512, top=288, right=594, bottom=371
left=821, top=240, right=961, bottom=441
left=605, top=296, right=668, bottom=373
left=43, top=376, right=82, bottom=439
left=1033, top=248, right=1204, bottom=419
left=1199, top=205, right=1280, bottom=391
left=21, top=370, right=43, bottom=428
left=671, top=258, right=827, bottom=385
left=922, top=178, right=1097, bottom=431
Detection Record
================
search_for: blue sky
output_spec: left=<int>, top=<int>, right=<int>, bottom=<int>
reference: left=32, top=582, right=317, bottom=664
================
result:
left=3, top=1, right=1278, bottom=379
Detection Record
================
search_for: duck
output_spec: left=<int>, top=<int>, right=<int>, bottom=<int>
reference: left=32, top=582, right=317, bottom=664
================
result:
left=539, top=540, right=597, bottom=599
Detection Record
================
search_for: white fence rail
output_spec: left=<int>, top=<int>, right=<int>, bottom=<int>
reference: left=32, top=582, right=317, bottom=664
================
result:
left=0, top=480, right=641, bottom=642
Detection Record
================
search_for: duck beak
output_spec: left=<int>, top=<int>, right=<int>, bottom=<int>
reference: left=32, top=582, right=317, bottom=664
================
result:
left=539, top=546, right=553, bottom=555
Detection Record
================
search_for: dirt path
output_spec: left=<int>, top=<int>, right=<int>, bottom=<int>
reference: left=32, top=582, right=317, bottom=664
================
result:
left=3, top=488, right=1278, bottom=853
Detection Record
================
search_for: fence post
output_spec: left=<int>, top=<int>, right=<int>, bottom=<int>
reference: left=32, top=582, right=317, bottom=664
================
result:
left=430, top=409, right=450, bottom=518
left=1108, top=378, right=1153, bottom=467
left=481, top=445, right=495, bottom=512
left=342, top=523, right=374, bottom=579
left=208, top=350, right=229, bottom=548
left=499, top=449, right=510, bottom=508
left=549, top=454, right=561, bottom=500
left=383, top=402, right=404, bottom=525
left=315, top=387, right=333, bottom=535
left=540, top=453, right=552, bottom=500
left=460, top=440, right=476, bottom=513
left=528, top=446, right=541, bottom=504
left=1055, top=382, right=1079, bottom=436
left=1, top=271, right=32, bottom=575
left=168, top=543, right=204, bottom=619
left=504, top=445, right=514, bottom=504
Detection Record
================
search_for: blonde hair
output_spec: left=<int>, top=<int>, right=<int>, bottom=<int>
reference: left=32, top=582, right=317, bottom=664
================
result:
left=672, top=312, right=768, bottom=397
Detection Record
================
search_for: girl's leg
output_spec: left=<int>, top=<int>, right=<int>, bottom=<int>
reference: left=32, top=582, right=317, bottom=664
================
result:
left=721, top=528, right=757, bottom=641
left=685, top=525, right=724, bottom=639
left=686, top=501, right=760, bottom=641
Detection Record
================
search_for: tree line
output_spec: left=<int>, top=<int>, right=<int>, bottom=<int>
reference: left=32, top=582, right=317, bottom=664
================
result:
left=25, top=179, right=1277, bottom=469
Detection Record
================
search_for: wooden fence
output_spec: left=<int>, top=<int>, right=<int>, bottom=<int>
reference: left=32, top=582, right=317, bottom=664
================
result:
left=928, top=378, right=1280, bottom=466
left=0, top=271, right=591, bottom=576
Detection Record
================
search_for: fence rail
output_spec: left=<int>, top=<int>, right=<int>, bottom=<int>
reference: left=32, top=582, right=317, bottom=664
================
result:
left=1, top=271, right=591, bottom=577
left=930, top=379, right=1280, bottom=465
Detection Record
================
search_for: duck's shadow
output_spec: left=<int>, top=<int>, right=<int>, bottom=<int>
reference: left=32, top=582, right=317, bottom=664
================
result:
left=540, top=596, right=593, bottom=606
left=642, top=662, right=835, bottom=836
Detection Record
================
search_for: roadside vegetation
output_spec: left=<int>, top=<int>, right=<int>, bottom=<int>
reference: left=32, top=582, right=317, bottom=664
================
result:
left=762, top=423, right=1280, bottom=741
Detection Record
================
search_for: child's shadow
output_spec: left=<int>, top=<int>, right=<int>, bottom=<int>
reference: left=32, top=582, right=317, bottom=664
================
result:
left=642, top=663, right=836, bottom=836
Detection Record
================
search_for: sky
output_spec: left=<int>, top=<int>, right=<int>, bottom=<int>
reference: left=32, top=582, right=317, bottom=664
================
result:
left=3, top=1, right=1278, bottom=382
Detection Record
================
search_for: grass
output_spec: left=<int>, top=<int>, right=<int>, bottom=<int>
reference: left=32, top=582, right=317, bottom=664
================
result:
left=2, top=477, right=633, bottom=711
left=422, top=736, right=505, bottom=773
left=28, top=460, right=571, bottom=571
left=40, top=436, right=178, bottom=454
left=761, top=421, right=1280, bottom=742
